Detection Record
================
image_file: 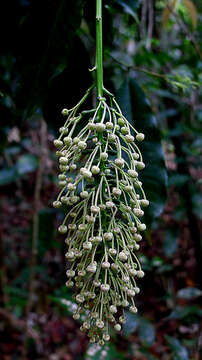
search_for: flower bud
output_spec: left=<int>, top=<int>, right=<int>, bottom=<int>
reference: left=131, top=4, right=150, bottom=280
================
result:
left=91, top=165, right=100, bottom=174
left=129, top=306, right=138, bottom=314
left=53, top=201, right=62, bottom=208
left=118, top=251, right=128, bottom=262
left=58, top=225, right=67, bottom=234
left=95, top=123, right=106, bottom=132
left=114, top=323, right=121, bottom=331
left=100, top=284, right=110, bottom=292
left=78, top=141, right=87, bottom=150
left=106, top=122, right=113, bottom=130
left=136, top=133, right=145, bottom=141
left=136, top=270, right=145, bottom=278
left=54, top=139, right=63, bottom=148
left=110, top=305, right=117, bottom=314
left=63, top=137, right=72, bottom=146
left=115, top=158, right=124, bottom=168
left=100, top=152, right=108, bottom=160
left=104, top=232, right=113, bottom=241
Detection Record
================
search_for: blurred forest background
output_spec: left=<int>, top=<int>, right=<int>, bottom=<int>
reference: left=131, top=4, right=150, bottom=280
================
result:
left=0, top=0, right=202, bottom=359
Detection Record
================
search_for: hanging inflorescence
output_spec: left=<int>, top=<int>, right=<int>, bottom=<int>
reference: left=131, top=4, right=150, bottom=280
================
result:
left=53, top=87, right=149, bottom=345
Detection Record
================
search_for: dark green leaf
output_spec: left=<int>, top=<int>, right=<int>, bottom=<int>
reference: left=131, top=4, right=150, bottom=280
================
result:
left=0, top=168, right=17, bottom=185
left=138, top=318, right=155, bottom=347
left=169, top=306, right=202, bottom=320
left=177, top=287, right=202, bottom=300
left=16, top=154, right=38, bottom=175
left=123, top=311, right=139, bottom=336
left=165, top=335, right=189, bottom=360
left=117, top=78, right=168, bottom=224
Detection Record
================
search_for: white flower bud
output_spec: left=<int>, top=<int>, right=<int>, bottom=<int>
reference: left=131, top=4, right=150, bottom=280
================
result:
left=58, top=180, right=67, bottom=187
left=93, top=280, right=101, bottom=287
left=100, top=284, right=110, bottom=292
left=53, top=201, right=62, bottom=208
left=111, top=263, right=119, bottom=271
left=66, top=280, right=74, bottom=288
left=85, top=215, right=95, bottom=223
left=78, top=224, right=87, bottom=231
left=78, top=141, right=87, bottom=150
left=95, top=236, right=102, bottom=243
left=99, top=203, right=106, bottom=210
left=91, top=165, right=100, bottom=174
left=113, top=227, right=121, bottom=234
left=103, top=334, right=110, bottom=341
left=125, top=185, right=133, bottom=192
left=140, top=199, right=150, bottom=207
left=83, top=242, right=92, bottom=250
left=90, top=205, right=100, bottom=214
left=118, top=251, right=128, bottom=262
left=121, top=126, right=129, bottom=135
left=59, top=157, right=68, bottom=165
left=118, top=117, right=125, bottom=126
left=80, top=167, right=92, bottom=179
left=130, top=306, right=138, bottom=314
left=87, top=264, right=97, bottom=273
left=137, top=223, right=146, bottom=231
left=70, top=164, right=77, bottom=171
left=112, top=187, right=122, bottom=197
left=92, top=137, right=98, bottom=143
left=136, top=133, right=145, bottom=141
left=125, top=134, right=134, bottom=143
left=76, top=295, right=85, bottom=303
left=96, top=320, right=104, bottom=328
left=73, top=137, right=80, bottom=144
left=109, top=305, right=117, bottom=314
left=134, top=287, right=140, bottom=294
left=95, top=123, right=106, bottom=132
left=58, top=225, right=67, bottom=234
left=73, top=313, right=80, bottom=320
left=136, top=161, right=145, bottom=170
left=78, top=270, right=86, bottom=276
left=106, top=201, right=115, bottom=208
left=54, top=139, right=63, bottom=148
left=115, top=158, right=124, bottom=168
left=133, top=208, right=144, bottom=217
left=80, top=191, right=88, bottom=198
left=129, top=268, right=137, bottom=276
left=122, top=300, right=129, bottom=307
left=128, top=169, right=138, bottom=178
left=102, top=261, right=110, bottom=269
left=119, top=316, right=126, bottom=324
left=88, top=122, right=96, bottom=130
left=58, top=174, right=66, bottom=180
left=66, top=270, right=75, bottom=277
left=67, top=183, right=76, bottom=191
left=127, top=289, right=136, bottom=297
left=104, top=232, right=113, bottom=241
left=109, top=248, right=117, bottom=256
left=63, top=137, right=72, bottom=146
left=134, top=243, right=140, bottom=250
left=100, top=152, right=108, bottom=160
left=65, top=251, right=74, bottom=259
left=114, top=324, right=121, bottom=331
left=108, top=134, right=116, bottom=142
left=136, top=270, right=145, bottom=278
left=106, top=122, right=113, bottom=130
left=61, top=108, right=68, bottom=116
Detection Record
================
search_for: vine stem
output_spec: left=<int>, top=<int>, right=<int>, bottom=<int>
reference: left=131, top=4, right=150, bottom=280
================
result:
left=96, top=0, right=103, bottom=99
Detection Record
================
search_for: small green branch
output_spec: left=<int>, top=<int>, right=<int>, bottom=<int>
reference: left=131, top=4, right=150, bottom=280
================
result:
left=96, top=0, right=104, bottom=99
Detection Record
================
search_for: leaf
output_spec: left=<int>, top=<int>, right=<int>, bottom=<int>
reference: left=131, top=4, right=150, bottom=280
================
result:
left=123, top=311, right=139, bottom=336
left=169, top=305, right=202, bottom=320
left=183, top=0, right=197, bottom=28
left=163, top=228, right=178, bottom=257
left=138, top=318, right=155, bottom=347
left=162, top=0, right=177, bottom=27
left=117, top=78, right=168, bottom=224
left=85, top=343, right=124, bottom=360
left=165, top=335, right=189, bottom=360
left=0, top=168, right=17, bottom=185
left=16, top=154, right=38, bottom=175
left=177, top=287, right=202, bottom=300
left=117, top=0, right=139, bottom=21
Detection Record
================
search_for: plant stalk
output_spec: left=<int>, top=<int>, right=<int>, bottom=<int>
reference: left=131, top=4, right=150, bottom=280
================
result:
left=96, top=0, right=103, bottom=99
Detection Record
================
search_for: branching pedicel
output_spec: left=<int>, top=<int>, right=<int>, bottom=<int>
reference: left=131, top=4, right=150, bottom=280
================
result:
left=53, top=0, right=149, bottom=345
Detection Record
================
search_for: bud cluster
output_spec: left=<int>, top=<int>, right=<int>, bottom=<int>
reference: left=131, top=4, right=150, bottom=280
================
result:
left=53, top=87, right=149, bottom=344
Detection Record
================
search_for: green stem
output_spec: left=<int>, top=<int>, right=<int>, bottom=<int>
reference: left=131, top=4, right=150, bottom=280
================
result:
left=96, top=0, right=103, bottom=99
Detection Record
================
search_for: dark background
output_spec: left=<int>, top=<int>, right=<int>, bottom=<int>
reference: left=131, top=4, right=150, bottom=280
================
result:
left=0, top=0, right=201, bottom=359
